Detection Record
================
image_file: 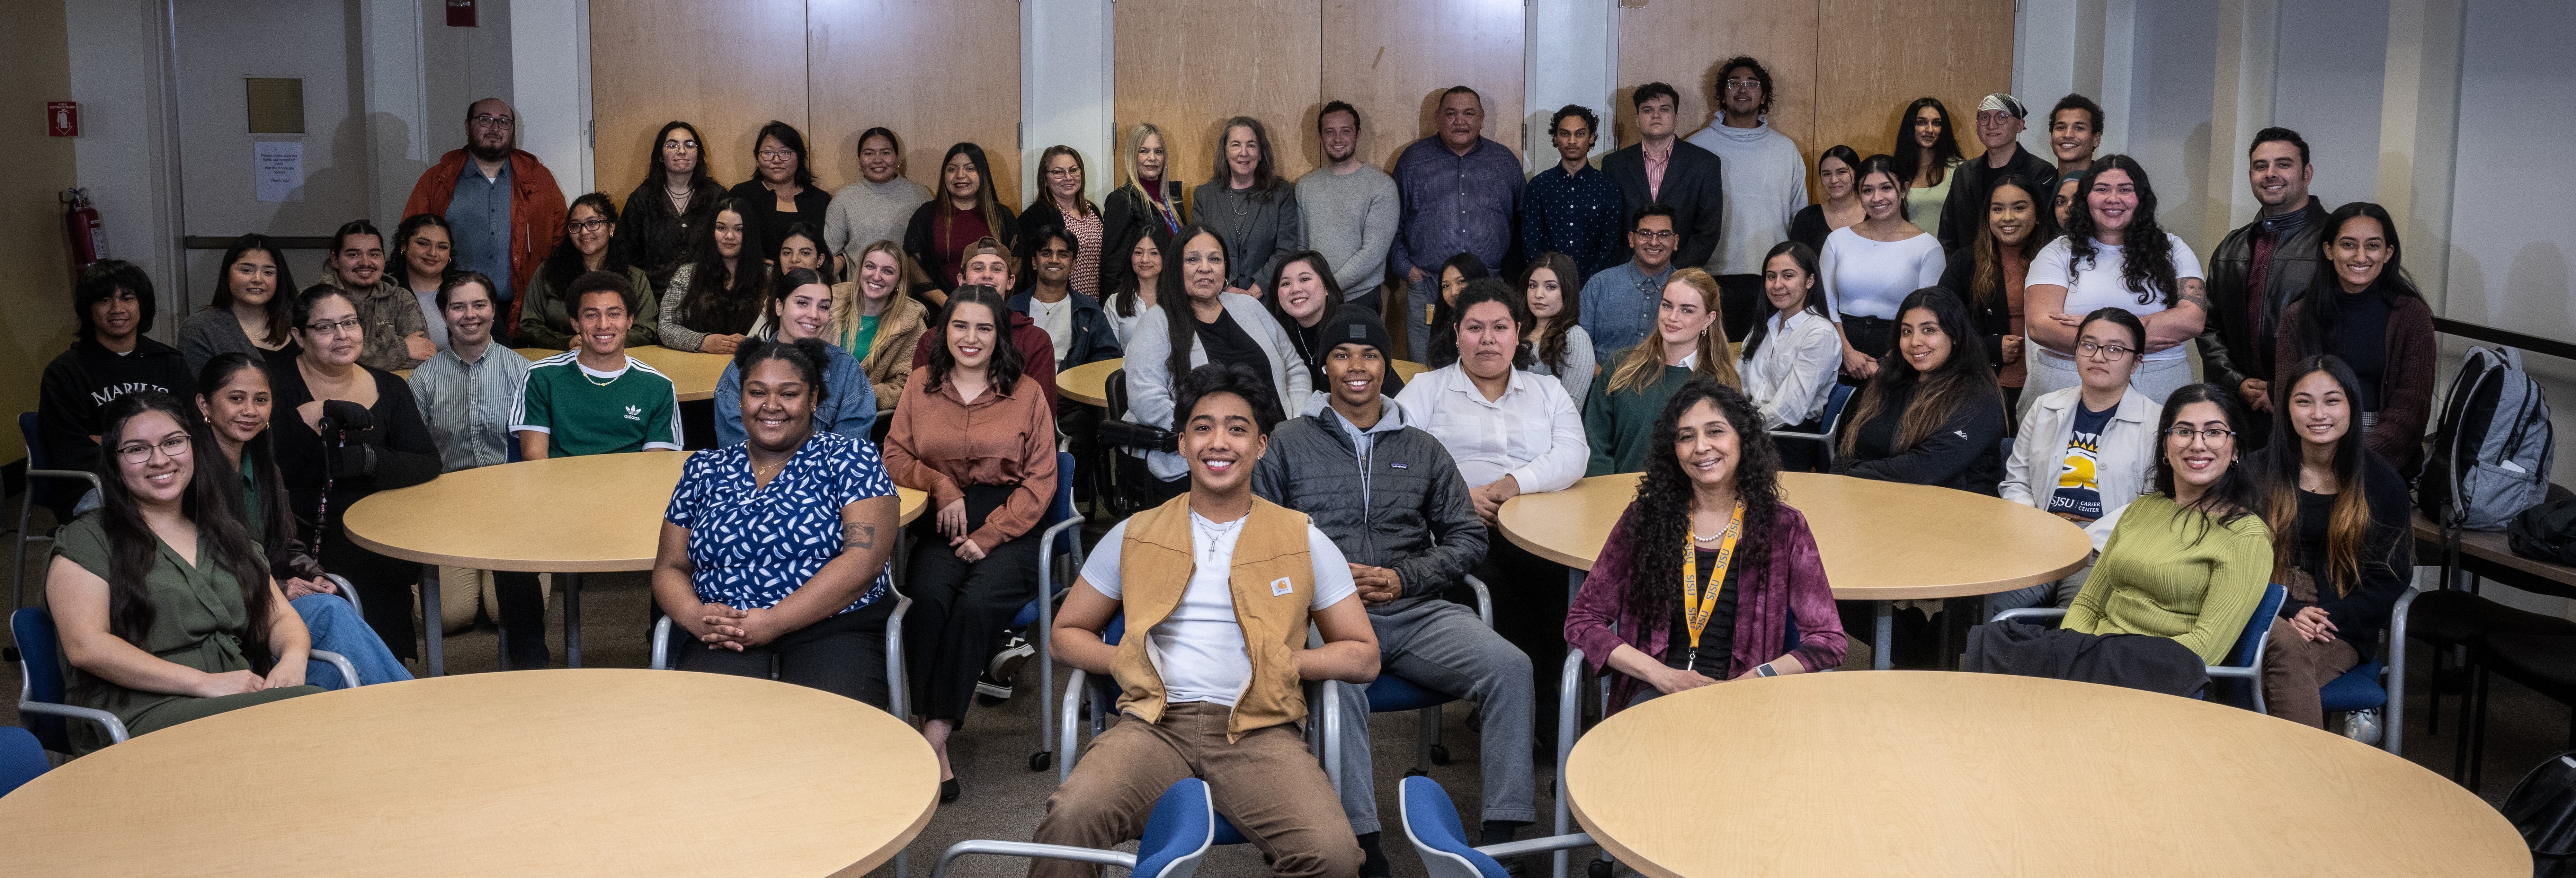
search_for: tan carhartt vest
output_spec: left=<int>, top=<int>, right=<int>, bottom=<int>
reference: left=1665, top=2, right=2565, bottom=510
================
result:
left=1112, top=494, right=1317, bottom=742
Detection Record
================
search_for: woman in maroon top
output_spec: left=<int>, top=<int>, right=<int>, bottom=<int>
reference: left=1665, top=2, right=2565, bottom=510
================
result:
left=2271, top=201, right=2436, bottom=474
left=1565, top=378, right=1846, bottom=712
left=904, top=142, right=1018, bottom=305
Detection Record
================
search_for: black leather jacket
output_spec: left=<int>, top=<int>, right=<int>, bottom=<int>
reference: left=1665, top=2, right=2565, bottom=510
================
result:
left=2196, top=196, right=2331, bottom=393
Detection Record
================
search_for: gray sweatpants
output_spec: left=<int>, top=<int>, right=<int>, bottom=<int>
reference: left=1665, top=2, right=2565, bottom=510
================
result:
left=1332, top=597, right=1536, bottom=835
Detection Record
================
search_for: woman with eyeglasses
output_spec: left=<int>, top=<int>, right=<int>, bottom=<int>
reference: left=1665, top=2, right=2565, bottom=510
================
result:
left=264, top=286, right=443, bottom=662
left=617, top=121, right=728, bottom=293
left=725, top=121, right=834, bottom=258
left=519, top=191, right=662, bottom=349
left=1989, top=307, right=2159, bottom=617
left=1020, top=146, right=1105, bottom=298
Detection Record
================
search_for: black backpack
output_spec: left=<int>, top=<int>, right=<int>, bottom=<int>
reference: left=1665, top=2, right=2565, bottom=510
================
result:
left=2506, top=750, right=2576, bottom=876
left=2421, top=346, right=2555, bottom=531
left=2511, top=498, right=2576, bottom=567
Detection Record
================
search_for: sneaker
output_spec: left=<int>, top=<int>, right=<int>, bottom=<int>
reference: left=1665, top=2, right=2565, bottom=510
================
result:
left=979, top=634, right=1036, bottom=700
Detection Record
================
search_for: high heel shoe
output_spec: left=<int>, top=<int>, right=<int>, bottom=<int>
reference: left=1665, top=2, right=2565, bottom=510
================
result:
left=939, top=778, right=961, bottom=804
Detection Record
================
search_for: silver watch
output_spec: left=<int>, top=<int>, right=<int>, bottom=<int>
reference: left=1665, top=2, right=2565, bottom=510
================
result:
left=1754, top=663, right=1779, bottom=677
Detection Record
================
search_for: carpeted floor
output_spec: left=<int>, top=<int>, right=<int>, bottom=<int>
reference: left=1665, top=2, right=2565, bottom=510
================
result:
left=3, top=497, right=2565, bottom=876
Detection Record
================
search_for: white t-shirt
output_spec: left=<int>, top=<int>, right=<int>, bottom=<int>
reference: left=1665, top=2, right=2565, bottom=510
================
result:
left=1080, top=511, right=1357, bottom=707
left=2027, top=233, right=2205, bottom=362
left=1819, top=226, right=1946, bottom=321
left=1027, top=295, right=1075, bottom=366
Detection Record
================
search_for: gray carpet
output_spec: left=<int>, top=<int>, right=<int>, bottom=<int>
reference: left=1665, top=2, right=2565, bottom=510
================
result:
left=3, top=497, right=2558, bottom=876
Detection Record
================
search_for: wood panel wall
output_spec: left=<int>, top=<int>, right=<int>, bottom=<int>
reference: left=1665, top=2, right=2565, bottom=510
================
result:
left=1319, top=0, right=1524, bottom=175
left=1113, top=0, right=1322, bottom=190
left=589, top=0, right=1022, bottom=214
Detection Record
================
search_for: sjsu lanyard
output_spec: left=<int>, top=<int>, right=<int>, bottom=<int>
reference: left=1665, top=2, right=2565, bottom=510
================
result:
left=1679, top=500, right=1746, bottom=671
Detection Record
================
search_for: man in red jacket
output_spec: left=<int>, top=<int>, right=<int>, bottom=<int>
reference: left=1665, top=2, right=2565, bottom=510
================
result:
left=402, top=98, right=569, bottom=336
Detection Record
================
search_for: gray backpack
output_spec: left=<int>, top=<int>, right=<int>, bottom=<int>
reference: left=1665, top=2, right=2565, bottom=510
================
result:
left=2420, top=346, right=2554, bottom=531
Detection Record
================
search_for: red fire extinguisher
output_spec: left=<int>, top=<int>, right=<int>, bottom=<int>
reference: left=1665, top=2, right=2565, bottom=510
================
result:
left=63, top=187, right=106, bottom=270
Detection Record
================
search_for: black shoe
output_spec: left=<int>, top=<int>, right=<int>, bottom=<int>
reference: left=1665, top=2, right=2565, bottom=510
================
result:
left=940, top=778, right=961, bottom=804
left=979, top=634, right=1035, bottom=700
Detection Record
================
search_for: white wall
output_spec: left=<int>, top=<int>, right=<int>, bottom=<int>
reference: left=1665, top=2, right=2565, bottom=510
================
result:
left=65, top=0, right=183, bottom=334
left=1523, top=0, right=1620, bottom=170
left=511, top=0, right=589, bottom=199
left=1022, top=0, right=1113, bottom=205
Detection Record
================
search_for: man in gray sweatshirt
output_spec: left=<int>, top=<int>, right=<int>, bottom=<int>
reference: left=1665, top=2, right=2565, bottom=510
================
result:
left=1295, top=101, right=1402, bottom=312
left=1685, top=55, right=1809, bottom=343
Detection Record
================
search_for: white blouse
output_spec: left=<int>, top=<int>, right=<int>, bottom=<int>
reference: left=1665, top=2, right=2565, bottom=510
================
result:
left=1392, top=365, right=1587, bottom=494
left=1736, top=310, right=1841, bottom=430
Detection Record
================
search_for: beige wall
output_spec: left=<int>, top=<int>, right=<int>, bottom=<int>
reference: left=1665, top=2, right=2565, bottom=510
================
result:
left=1, top=0, right=77, bottom=467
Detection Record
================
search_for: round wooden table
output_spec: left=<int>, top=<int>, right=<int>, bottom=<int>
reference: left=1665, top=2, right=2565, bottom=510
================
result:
left=1496, top=471, right=2091, bottom=669
left=1055, top=356, right=1432, bottom=408
left=513, top=345, right=732, bottom=402
left=0, top=669, right=940, bottom=877
left=1562, top=671, right=2524, bottom=877
left=343, top=451, right=926, bottom=674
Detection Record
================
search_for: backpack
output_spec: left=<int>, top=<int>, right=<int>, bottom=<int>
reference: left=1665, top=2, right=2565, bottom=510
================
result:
left=2420, top=346, right=2554, bottom=531
left=2505, top=750, right=2576, bottom=876
left=2511, top=498, right=2576, bottom=567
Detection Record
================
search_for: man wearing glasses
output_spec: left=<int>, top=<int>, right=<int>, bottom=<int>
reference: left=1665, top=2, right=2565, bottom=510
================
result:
left=1576, top=204, right=1683, bottom=356
left=402, top=97, right=570, bottom=342
left=1934, top=92, right=2056, bottom=254
left=1685, top=56, right=1809, bottom=342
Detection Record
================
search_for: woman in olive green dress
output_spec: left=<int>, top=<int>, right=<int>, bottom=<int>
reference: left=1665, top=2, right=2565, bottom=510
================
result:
left=45, top=390, right=323, bottom=753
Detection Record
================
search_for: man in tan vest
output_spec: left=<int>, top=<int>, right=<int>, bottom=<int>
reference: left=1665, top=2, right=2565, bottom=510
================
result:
left=1039, top=362, right=1380, bottom=878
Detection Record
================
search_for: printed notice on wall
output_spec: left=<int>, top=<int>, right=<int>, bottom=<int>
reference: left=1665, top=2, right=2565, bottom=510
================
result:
left=255, top=141, right=304, bottom=202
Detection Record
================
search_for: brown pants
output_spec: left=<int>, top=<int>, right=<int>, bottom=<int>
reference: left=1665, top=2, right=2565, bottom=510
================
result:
left=1032, top=701, right=1361, bottom=878
left=2260, top=624, right=2362, bottom=729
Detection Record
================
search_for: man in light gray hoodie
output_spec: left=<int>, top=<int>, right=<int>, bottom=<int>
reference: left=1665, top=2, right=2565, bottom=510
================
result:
left=1686, top=55, right=1809, bottom=343
left=1295, top=101, right=1402, bottom=312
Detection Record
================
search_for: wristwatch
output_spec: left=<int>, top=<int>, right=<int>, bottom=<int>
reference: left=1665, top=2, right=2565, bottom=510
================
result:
left=1754, top=663, right=1779, bottom=678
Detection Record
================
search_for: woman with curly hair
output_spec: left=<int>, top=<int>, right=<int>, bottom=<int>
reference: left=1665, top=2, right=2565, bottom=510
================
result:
left=2020, top=154, right=2207, bottom=420
left=1565, top=379, right=1847, bottom=712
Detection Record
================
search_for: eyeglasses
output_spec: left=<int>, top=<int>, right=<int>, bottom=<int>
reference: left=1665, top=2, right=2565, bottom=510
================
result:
left=663, top=139, right=698, bottom=150
left=2076, top=340, right=2135, bottom=361
left=1976, top=111, right=2015, bottom=125
left=2164, top=426, right=2237, bottom=443
left=115, top=434, right=192, bottom=464
left=568, top=218, right=610, bottom=232
left=1632, top=229, right=1678, bottom=241
left=1043, top=167, right=1081, bottom=179
left=305, top=317, right=363, bottom=336
left=757, top=149, right=796, bottom=161
left=470, top=114, right=514, bottom=130
left=1723, top=78, right=1764, bottom=92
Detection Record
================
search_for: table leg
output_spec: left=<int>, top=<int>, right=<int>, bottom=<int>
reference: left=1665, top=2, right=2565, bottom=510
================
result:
left=419, top=565, right=444, bottom=677
left=565, top=572, right=583, bottom=669
left=1873, top=601, right=1894, bottom=671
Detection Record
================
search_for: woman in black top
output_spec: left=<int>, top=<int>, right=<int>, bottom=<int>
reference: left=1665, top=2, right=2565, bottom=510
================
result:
left=2255, top=354, right=2411, bottom=729
left=265, top=286, right=442, bottom=659
left=618, top=121, right=729, bottom=291
left=1265, top=250, right=1347, bottom=389
left=1788, top=145, right=1864, bottom=256
left=724, top=121, right=832, bottom=258
left=1422, top=252, right=1492, bottom=369
left=1834, top=285, right=2005, bottom=495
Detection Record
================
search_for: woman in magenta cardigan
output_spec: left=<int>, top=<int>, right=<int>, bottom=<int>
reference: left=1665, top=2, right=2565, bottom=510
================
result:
left=1566, top=379, right=1848, bottom=712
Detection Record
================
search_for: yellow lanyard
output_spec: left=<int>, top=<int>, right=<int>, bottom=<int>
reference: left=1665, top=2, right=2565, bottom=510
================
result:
left=1678, top=500, right=1746, bottom=671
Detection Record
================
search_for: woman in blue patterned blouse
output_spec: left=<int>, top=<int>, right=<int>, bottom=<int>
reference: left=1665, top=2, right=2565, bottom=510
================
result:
left=652, top=336, right=902, bottom=706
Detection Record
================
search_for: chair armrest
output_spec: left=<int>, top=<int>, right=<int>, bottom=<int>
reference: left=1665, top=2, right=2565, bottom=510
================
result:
left=1060, top=668, right=1089, bottom=783
left=649, top=615, right=674, bottom=670
left=1462, top=574, right=1492, bottom=626
left=887, top=591, right=913, bottom=721
left=323, top=574, right=362, bottom=618
left=1478, top=832, right=1594, bottom=860
left=1991, top=607, right=2068, bottom=625
left=1555, top=649, right=1586, bottom=843
left=2204, top=665, right=2259, bottom=679
left=26, top=469, right=101, bottom=495
left=19, top=700, right=129, bottom=744
left=309, top=649, right=359, bottom=687
left=932, top=840, right=1135, bottom=878
left=1320, top=679, right=1346, bottom=796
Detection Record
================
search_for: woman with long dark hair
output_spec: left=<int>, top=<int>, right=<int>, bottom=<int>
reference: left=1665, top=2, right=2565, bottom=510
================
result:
left=884, top=285, right=1057, bottom=804
left=658, top=197, right=766, bottom=354
left=1937, top=174, right=2057, bottom=415
left=1788, top=145, right=1864, bottom=255
left=724, top=120, right=832, bottom=256
left=1835, top=286, right=2005, bottom=494
left=45, top=391, right=323, bottom=753
left=711, top=267, right=876, bottom=446
left=2254, top=355, right=2413, bottom=727
left=1522, top=251, right=1593, bottom=405
left=1104, top=222, right=1171, bottom=347
left=2271, top=202, right=2436, bottom=473
left=1565, top=379, right=1846, bottom=712
left=519, top=190, right=661, bottom=349
left=179, top=233, right=301, bottom=378
left=1736, top=242, right=1838, bottom=471
left=267, top=286, right=443, bottom=660
left=1423, top=251, right=1492, bottom=369
left=1892, top=98, right=1966, bottom=242
left=1020, top=145, right=1106, bottom=296
left=2022, top=154, right=2206, bottom=419
left=1121, top=223, right=1311, bottom=499
left=1191, top=116, right=1302, bottom=298
left=618, top=120, right=728, bottom=292
left=1821, top=154, right=1946, bottom=380
left=905, top=142, right=1018, bottom=302
left=1588, top=268, right=1741, bottom=476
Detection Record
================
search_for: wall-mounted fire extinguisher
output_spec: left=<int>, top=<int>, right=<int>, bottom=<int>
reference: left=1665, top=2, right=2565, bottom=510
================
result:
left=62, top=187, right=106, bottom=270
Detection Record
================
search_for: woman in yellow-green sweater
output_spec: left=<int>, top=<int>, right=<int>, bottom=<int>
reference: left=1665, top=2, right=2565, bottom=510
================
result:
left=1969, top=382, right=2269, bottom=693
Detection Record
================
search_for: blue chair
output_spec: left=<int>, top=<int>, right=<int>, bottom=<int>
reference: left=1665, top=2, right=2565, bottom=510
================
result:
left=14, top=411, right=102, bottom=611
left=2317, top=588, right=2418, bottom=755
left=0, top=726, right=47, bottom=796
left=932, top=777, right=1215, bottom=878
left=13, top=607, right=356, bottom=753
left=1365, top=576, right=1493, bottom=775
left=1400, top=775, right=1593, bottom=878
left=1769, top=383, right=1857, bottom=469
left=1991, top=582, right=2290, bottom=711
left=1017, top=451, right=1083, bottom=772
left=648, top=585, right=914, bottom=721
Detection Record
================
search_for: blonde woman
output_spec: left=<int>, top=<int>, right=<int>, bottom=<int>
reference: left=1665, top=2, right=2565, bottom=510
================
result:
left=832, top=240, right=930, bottom=422
left=1585, top=267, right=1739, bottom=475
left=1101, top=123, right=1188, bottom=299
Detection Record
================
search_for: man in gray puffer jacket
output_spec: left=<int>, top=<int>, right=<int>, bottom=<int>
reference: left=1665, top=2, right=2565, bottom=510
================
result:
left=1253, top=308, right=1536, bottom=877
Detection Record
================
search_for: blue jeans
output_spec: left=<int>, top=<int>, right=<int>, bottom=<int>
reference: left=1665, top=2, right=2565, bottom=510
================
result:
left=293, top=593, right=414, bottom=689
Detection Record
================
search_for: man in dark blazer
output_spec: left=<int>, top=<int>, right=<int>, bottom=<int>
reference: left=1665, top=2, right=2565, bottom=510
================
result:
left=1601, top=82, right=1725, bottom=272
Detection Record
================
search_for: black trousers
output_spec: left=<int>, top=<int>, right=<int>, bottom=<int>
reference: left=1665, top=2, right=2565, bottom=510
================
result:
left=493, top=570, right=549, bottom=670
left=1715, top=274, right=1763, bottom=342
left=903, top=484, right=1044, bottom=726
left=319, top=527, right=421, bottom=662
left=675, top=596, right=895, bottom=708
left=1480, top=534, right=1570, bottom=749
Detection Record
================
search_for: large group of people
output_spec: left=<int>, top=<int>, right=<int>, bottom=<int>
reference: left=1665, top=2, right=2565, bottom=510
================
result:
left=29, top=75, right=2442, bottom=878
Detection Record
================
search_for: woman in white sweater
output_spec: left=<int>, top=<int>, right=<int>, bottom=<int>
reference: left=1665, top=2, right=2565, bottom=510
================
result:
left=1736, top=241, right=1842, bottom=472
left=1821, top=153, right=1946, bottom=382
left=1121, top=223, right=1312, bottom=497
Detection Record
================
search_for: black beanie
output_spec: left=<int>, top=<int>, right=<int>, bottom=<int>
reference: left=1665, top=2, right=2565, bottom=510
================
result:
left=1318, top=306, right=1405, bottom=396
